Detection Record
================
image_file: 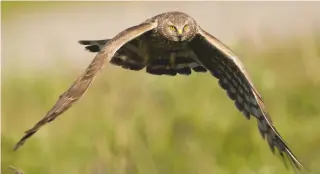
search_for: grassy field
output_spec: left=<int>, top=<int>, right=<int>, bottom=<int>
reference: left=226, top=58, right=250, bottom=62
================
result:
left=2, top=32, right=320, bottom=174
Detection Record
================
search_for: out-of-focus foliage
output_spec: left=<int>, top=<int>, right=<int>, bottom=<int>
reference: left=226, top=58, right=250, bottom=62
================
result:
left=2, top=33, right=320, bottom=174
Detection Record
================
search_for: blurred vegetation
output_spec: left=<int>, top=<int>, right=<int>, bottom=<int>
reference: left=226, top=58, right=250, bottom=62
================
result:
left=2, top=18, right=320, bottom=174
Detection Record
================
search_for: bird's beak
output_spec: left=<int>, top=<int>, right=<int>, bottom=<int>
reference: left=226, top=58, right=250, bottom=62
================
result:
left=177, top=29, right=183, bottom=41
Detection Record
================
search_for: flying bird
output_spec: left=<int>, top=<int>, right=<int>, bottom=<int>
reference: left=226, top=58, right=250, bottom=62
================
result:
left=14, top=11, right=305, bottom=171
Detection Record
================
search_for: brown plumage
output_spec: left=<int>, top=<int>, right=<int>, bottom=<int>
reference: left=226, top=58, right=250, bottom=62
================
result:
left=14, top=11, right=306, bottom=172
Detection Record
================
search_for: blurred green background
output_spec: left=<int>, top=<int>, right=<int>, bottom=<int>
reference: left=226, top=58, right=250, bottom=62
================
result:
left=2, top=2, right=320, bottom=174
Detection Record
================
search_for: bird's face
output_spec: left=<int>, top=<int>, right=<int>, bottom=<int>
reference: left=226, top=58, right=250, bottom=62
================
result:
left=161, top=17, right=196, bottom=42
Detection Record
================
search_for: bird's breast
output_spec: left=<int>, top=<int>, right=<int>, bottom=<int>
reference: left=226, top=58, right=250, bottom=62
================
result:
left=147, top=34, right=189, bottom=53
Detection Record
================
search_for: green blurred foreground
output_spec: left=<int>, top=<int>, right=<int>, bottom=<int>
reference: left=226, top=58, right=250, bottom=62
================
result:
left=2, top=34, right=320, bottom=174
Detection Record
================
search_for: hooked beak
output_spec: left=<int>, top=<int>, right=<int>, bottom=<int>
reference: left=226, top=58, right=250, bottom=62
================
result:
left=177, top=29, right=183, bottom=41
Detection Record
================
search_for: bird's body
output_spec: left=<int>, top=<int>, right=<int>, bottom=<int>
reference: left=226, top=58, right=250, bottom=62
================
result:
left=84, top=35, right=203, bottom=75
left=83, top=12, right=203, bottom=76
left=14, top=11, right=306, bottom=172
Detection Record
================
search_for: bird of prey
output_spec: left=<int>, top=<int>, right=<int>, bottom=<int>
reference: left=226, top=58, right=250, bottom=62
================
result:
left=14, top=11, right=305, bottom=171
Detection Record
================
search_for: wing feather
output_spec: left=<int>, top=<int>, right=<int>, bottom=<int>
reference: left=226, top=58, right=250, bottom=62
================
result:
left=189, top=26, right=306, bottom=171
left=79, top=39, right=110, bottom=52
left=13, top=22, right=156, bottom=151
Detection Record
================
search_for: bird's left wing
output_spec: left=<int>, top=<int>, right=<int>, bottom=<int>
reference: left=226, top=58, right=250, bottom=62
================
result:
left=13, top=22, right=156, bottom=151
left=188, top=26, right=306, bottom=171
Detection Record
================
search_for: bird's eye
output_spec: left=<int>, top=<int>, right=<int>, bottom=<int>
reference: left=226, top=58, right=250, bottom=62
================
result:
left=183, top=25, right=189, bottom=31
left=169, top=25, right=176, bottom=31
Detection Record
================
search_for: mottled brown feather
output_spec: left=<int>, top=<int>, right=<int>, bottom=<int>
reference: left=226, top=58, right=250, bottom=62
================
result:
left=13, top=22, right=156, bottom=151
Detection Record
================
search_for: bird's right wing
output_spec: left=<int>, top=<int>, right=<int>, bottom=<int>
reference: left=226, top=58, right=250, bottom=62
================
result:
left=13, top=21, right=157, bottom=151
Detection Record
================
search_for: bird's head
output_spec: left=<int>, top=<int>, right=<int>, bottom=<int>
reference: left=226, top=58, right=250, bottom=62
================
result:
left=159, top=12, right=197, bottom=42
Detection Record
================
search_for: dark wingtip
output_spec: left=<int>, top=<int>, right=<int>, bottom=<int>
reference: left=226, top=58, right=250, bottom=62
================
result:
left=13, top=140, right=23, bottom=151
left=13, top=129, right=37, bottom=151
left=78, top=39, right=110, bottom=45
left=85, top=45, right=101, bottom=52
left=78, top=40, right=92, bottom=45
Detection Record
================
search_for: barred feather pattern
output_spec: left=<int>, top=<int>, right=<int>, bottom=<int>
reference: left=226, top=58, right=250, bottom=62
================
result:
left=78, top=39, right=208, bottom=76
left=189, top=28, right=306, bottom=171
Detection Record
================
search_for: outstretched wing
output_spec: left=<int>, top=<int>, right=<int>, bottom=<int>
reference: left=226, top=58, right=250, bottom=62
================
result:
left=13, top=22, right=156, bottom=151
left=189, top=27, right=305, bottom=171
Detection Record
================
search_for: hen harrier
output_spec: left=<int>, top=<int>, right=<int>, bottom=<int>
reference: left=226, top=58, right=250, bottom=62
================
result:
left=14, top=11, right=305, bottom=171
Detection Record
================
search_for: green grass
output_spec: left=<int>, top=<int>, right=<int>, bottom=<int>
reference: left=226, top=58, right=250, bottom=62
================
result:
left=2, top=34, right=320, bottom=174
